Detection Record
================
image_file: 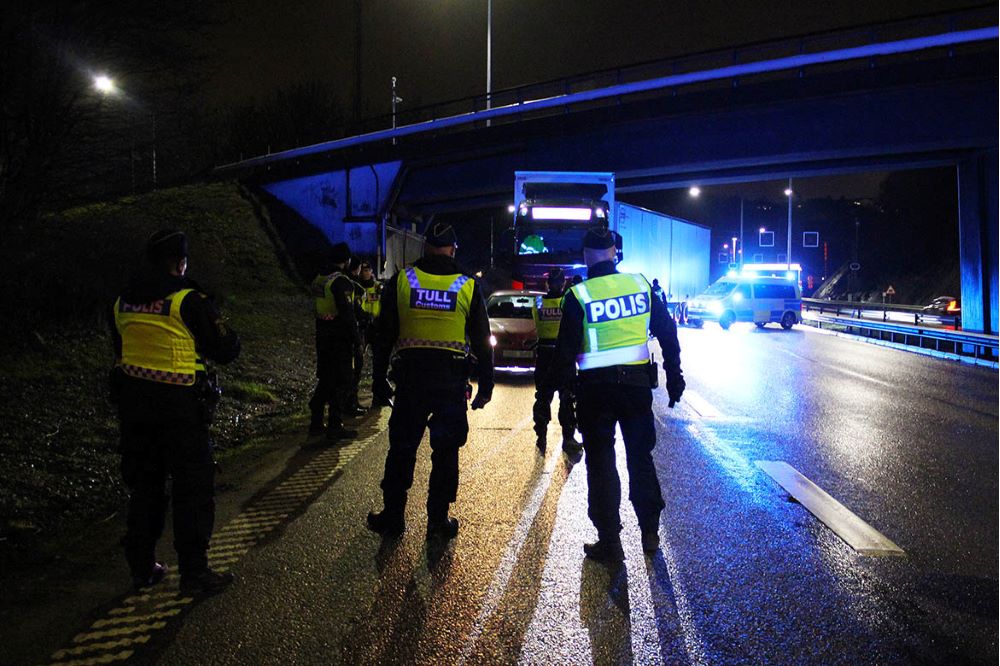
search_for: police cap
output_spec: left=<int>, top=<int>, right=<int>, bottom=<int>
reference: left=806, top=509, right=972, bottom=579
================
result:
left=425, top=222, right=458, bottom=247
left=582, top=226, right=617, bottom=250
left=146, top=229, right=188, bottom=263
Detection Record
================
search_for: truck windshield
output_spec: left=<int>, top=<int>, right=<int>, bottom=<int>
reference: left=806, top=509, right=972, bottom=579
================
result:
left=516, top=224, right=588, bottom=257
left=703, top=281, right=737, bottom=296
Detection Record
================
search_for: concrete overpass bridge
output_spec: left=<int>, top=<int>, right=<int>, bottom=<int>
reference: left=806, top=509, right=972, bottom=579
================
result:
left=217, top=7, right=998, bottom=334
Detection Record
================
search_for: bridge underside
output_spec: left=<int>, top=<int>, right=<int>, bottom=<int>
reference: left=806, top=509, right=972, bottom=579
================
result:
left=251, top=50, right=998, bottom=333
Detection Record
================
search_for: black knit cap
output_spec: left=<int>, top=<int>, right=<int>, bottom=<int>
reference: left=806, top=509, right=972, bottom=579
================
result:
left=425, top=222, right=458, bottom=247
left=146, top=229, right=188, bottom=263
left=582, top=226, right=617, bottom=250
left=547, top=267, right=565, bottom=283
left=330, top=242, right=351, bottom=264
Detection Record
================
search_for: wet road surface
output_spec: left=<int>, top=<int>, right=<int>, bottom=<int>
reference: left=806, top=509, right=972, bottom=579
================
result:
left=36, top=324, right=999, bottom=665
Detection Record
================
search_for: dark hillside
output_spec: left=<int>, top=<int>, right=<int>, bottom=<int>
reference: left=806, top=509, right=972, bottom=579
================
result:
left=0, top=182, right=317, bottom=540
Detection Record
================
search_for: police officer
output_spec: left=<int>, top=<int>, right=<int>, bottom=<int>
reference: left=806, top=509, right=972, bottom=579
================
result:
left=542, top=227, right=684, bottom=562
left=308, top=242, right=361, bottom=439
left=347, top=256, right=368, bottom=413
left=112, top=229, right=241, bottom=594
left=651, top=278, right=666, bottom=305
left=367, top=222, right=494, bottom=541
left=531, top=267, right=579, bottom=454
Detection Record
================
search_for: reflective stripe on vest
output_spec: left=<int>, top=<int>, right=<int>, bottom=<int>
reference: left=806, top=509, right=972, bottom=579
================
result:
left=312, top=272, right=345, bottom=320
left=114, top=288, right=205, bottom=385
left=570, top=273, right=651, bottom=371
left=396, top=267, right=475, bottom=354
left=532, top=295, right=564, bottom=341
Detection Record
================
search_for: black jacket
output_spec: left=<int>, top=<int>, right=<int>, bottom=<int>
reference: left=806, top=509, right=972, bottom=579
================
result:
left=543, top=260, right=683, bottom=392
left=373, top=254, right=494, bottom=391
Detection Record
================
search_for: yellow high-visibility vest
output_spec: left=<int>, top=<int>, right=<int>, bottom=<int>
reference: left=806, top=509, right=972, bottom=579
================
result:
left=395, top=267, right=475, bottom=354
left=569, top=273, right=651, bottom=370
left=312, top=272, right=346, bottom=320
left=361, top=283, right=382, bottom=319
left=114, top=288, right=205, bottom=385
left=532, top=295, right=564, bottom=341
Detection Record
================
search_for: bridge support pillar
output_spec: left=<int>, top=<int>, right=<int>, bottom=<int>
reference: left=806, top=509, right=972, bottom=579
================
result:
left=957, top=149, right=998, bottom=335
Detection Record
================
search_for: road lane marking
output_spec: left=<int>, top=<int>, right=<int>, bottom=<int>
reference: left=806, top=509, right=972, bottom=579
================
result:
left=52, top=637, right=150, bottom=660
left=458, top=447, right=562, bottom=665
left=465, top=413, right=534, bottom=476
left=50, top=413, right=392, bottom=665
left=755, top=461, right=905, bottom=556
left=679, top=390, right=721, bottom=419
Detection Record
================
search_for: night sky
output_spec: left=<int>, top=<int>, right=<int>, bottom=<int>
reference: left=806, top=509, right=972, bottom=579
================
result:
left=206, top=0, right=986, bottom=112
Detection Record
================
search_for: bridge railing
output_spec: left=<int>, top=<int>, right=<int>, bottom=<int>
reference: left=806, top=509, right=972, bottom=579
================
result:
left=345, top=5, right=997, bottom=141
left=800, top=299, right=998, bottom=363
left=801, top=297, right=962, bottom=328
left=216, top=5, right=997, bottom=171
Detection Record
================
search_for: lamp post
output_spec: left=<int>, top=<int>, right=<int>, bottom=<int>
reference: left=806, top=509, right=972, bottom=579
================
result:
left=93, top=74, right=157, bottom=191
left=784, top=178, right=793, bottom=269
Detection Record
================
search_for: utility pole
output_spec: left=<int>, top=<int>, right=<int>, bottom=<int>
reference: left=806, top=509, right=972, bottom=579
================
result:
left=151, top=113, right=157, bottom=189
left=354, top=0, right=362, bottom=125
left=391, top=77, right=402, bottom=145
left=486, top=0, right=492, bottom=127
left=739, top=196, right=745, bottom=270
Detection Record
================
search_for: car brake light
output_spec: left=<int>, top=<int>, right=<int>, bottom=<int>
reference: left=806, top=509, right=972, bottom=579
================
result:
left=511, top=280, right=524, bottom=290
left=946, top=300, right=958, bottom=312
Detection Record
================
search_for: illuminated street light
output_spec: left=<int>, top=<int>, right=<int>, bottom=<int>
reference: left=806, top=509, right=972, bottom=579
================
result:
left=93, top=75, right=115, bottom=94
left=784, top=187, right=793, bottom=196
left=689, top=186, right=701, bottom=198
left=759, top=227, right=766, bottom=233
left=507, top=204, right=515, bottom=213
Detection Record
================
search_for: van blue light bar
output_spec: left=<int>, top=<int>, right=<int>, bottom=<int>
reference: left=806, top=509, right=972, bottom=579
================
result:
left=216, top=27, right=998, bottom=173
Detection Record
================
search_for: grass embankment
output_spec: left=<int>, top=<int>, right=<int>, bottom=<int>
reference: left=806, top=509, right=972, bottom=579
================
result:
left=0, top=182, right=316, bottom=541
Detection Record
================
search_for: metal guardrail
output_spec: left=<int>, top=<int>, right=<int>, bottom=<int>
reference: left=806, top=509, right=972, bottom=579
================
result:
left=801, top=300, right=998, bottom=362
left=802, top=297, right=962, bottom=328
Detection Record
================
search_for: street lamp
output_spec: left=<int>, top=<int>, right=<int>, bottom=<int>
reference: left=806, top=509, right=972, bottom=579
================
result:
left=688, top=186, right=701, bottom=198
left=93, top=75, right=115, bottom=95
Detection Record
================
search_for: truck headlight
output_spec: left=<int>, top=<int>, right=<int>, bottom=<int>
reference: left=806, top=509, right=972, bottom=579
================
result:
left=489, top=335, right=497, bottom=347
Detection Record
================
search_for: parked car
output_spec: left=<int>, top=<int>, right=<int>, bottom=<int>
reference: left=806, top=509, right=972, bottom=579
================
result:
left=922, top=296, right=961, bottom=316
left=487, top=289, right=544, bottom=369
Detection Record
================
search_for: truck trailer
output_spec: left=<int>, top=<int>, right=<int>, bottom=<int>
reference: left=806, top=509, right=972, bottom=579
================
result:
left=510, top=171, right=710, bottom=298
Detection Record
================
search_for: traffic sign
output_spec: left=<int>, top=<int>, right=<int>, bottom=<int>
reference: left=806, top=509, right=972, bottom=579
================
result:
left=885, top=285, right=896, bottom=296
left=849, top=262, right=861, bottom=271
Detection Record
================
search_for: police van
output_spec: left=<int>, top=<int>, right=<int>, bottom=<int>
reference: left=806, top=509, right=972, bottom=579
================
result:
left=687, top=274, right=801, bottom=330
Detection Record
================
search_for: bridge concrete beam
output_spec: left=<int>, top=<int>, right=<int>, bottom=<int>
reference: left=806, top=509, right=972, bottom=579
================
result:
left=957, top=149, right=999, bottom=334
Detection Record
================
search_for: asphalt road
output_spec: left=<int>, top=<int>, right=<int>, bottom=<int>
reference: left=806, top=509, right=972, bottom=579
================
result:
left=37, top=324, right=998, bottom=665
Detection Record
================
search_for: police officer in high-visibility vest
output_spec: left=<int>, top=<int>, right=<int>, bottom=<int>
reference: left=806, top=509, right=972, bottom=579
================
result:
left=111, top=230, right=241, bottom=594
left=308, top=242, right=362, bottom=439
left=541, top=227, right=685, bottom=562
left=531, top=267, right=580, bottom=454
left=358, top=260, right=381, bottom=366
left=367, top=222, right=494, bottom=541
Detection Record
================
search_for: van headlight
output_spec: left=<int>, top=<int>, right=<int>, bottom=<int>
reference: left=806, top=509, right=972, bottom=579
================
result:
left=708, top=301, right=724, bottom=314
left=489, top=335, right=497, bottom=347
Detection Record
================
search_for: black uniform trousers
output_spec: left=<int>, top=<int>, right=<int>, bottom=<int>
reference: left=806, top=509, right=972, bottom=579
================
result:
left=533, top=343, right=577, bottom=437
left=381, top=361, right=469, bottom=521
left=119, top=391, right=214, bottom=579
left=576, top=378, right=665, bottom=541
left=309, top=330, right=354, bottom=429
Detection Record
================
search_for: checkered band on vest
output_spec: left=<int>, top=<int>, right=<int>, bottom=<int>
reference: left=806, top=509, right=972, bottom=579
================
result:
left=395, top=338, right=468, bottom=353
left=121, top=363, right=197, bottom=386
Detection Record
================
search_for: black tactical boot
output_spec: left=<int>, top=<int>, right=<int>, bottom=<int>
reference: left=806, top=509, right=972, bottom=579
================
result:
left=366, top=510, right=405, bottom=537
left=308, top=413, right=325, bottom=436
left=327, top=424, right=358, bottom=442
left=131, top=562, right=167, bottom=591
left=562, top=432, right=582, bottom=454
left=426, top=516, right=459, bottom=542
left=179, top=568, right=234, bottom=596
left=641, top=529, right=660, bottom=554
left=583, top=538, right=624, bottom=563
